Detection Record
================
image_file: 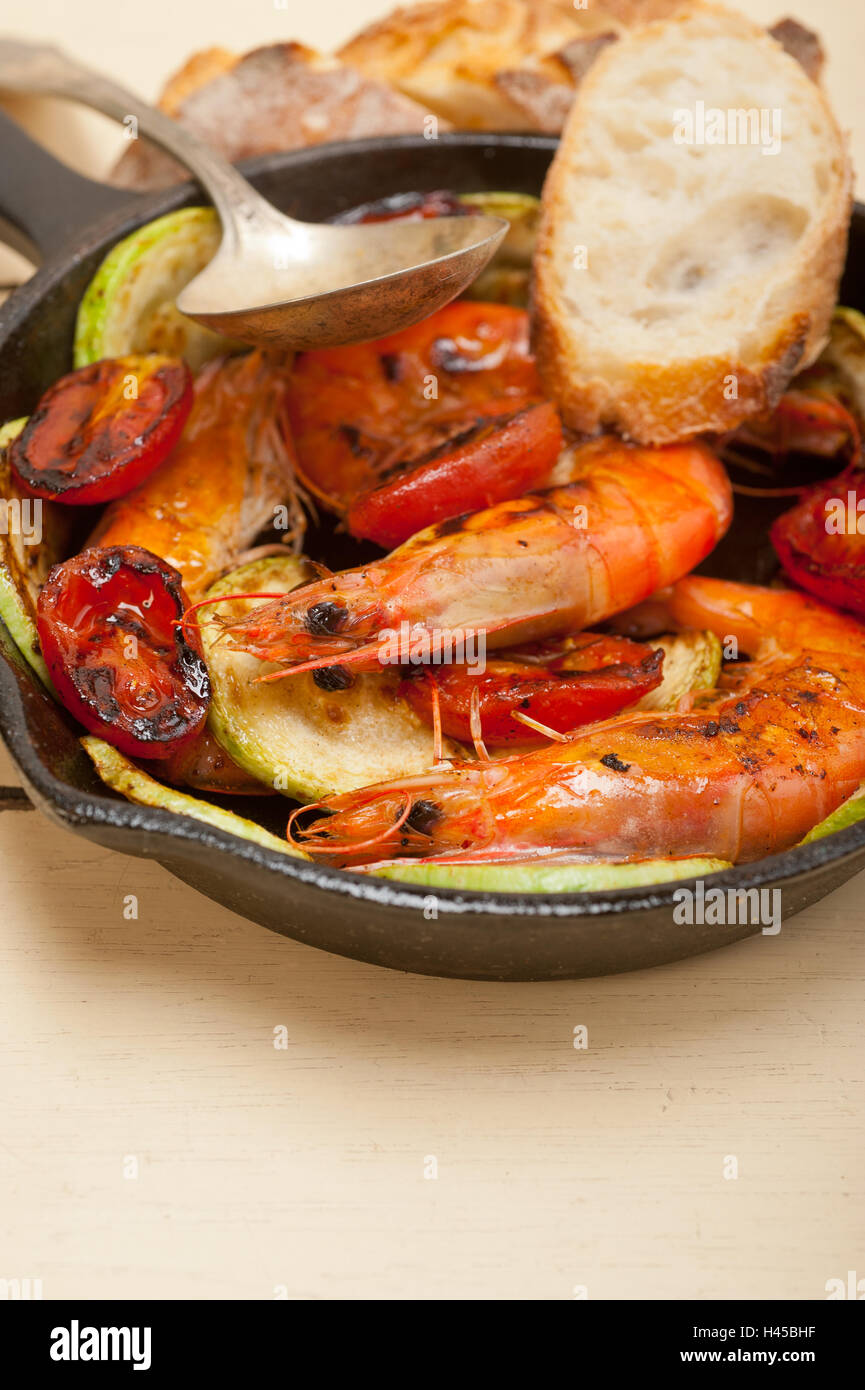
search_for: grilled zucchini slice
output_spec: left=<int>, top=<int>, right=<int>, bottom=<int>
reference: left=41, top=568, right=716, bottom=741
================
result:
left=74, top=208, right=237, bottom=370
left=202, top=556, right=457, bottom=802
left=82, top=737, right=305, bottom=857
left=371, top=856, right=731, bottom=892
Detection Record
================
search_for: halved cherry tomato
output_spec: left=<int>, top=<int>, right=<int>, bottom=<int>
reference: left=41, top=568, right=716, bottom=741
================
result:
left=10, top=355, right=192, bottom=505
left=330, top=190, right=467, bottom=224
left=347, top=400, right=562, bottom=548
left=771, top=466, right=865, bottom=617
left=401, top=634, right=664, bottom=745
left=285, top=301, right=546, bottom=515
left=37, top=545, right=209, bottom=759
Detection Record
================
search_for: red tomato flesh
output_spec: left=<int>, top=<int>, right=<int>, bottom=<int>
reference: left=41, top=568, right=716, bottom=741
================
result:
left=771, top=467, right=865, bottom=618
left=285, top=301, right=546, bottom=515
left=347, top=400, right=562, bottom=548
left=37, top=545, right=209, bottom=759
left=10, top=355, right=192, bottom=505
left=401, top=634, right=664, bottom=745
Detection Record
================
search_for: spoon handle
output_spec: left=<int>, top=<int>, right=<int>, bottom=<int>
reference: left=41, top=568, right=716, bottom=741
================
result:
left=0, top=38, right=287, bottom=246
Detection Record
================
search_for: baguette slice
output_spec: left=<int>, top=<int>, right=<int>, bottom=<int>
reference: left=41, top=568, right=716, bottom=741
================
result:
left=532, top=3, right=853, bottom=444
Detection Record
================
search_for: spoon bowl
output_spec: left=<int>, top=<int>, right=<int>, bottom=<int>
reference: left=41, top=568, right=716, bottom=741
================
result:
left=176, top=210, right=507, bottom=350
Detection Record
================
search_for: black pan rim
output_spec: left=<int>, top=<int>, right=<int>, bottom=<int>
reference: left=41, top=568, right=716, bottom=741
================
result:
left=1, top=132, right=864, bottom=923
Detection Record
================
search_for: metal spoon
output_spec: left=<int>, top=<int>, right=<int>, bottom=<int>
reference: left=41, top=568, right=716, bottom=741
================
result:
left=0, top=39, right=508, bottom=349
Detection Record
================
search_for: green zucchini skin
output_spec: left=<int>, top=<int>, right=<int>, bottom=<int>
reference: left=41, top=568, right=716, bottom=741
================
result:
left=74, top=208, right=237, bottom=370
left=0, top=416, right=60, bottom=689
left=459, top=191, right=539, bottom=306
left=815, top=306, right=865, bottom=422
left=800, top=782, right=865, bottom=844
left=82, top=736, right=307, bottom=858
left=370, top=856, right=732, bottom=892
left=0, top=566, right=51, bottom=688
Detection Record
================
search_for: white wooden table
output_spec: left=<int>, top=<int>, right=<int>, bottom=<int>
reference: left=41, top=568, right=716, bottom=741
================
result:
left=0, top=0, right=863, bottom=1301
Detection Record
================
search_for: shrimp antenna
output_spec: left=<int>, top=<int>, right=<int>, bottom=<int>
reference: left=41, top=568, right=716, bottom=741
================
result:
left=426, top=673, right=444, bottom=765
left=469, top=685, right=490, bottom=762
left=511, top=709, right=570, bottom=743
left=252, top=632, right=383, bottom=681
left=731, top=483, right=808, bottom=499
left=287, top=792, right=416, bottom=856
left=175, top=593, right=286, bottom=639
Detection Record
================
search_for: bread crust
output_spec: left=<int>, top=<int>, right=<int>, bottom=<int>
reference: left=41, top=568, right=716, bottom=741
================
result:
left=768, top=18, right=824, bottom=84
left=338, top=0, right=628, bottom=129
left=158, top=47, right=238, bottom=117
left=111, top=42, right=443, bottom=191
left=532, top=3, right=853, bottom=444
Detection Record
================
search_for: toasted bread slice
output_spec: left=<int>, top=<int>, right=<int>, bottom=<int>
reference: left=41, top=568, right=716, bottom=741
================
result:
left=338, top=0, right=623, bottom=130
left=532, top=3, right=852, bottom=443
left=339, top=0, right=818, bottom=136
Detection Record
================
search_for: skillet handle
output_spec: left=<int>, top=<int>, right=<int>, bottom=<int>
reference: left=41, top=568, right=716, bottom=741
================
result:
left=0, top=106, right=136, bottom=262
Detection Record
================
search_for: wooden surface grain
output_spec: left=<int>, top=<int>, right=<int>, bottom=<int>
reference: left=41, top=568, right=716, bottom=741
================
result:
left=1, top=0, right=864, bottom=1302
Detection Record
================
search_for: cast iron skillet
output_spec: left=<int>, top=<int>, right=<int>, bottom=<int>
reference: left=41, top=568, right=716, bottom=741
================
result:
left=1, top=117, right=864, bottom=981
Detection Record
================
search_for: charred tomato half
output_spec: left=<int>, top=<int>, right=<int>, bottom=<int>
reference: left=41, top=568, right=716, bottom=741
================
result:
left=10, top=354, right=192, bottom=505
left=37, top=545, right=210, bottom=759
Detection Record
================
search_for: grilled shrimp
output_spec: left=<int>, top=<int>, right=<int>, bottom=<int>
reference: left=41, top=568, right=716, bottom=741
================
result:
left=91, top=350, right=302, bottom=597
left=218, top=439, right=732, bottom=677
left=291, top=578, right=865, bottom=866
